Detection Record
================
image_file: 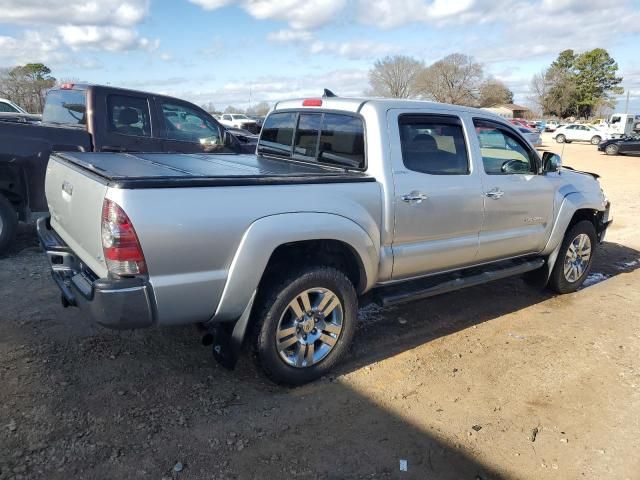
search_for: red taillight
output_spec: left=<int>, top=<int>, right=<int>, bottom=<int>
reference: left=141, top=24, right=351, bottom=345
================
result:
left=101, top=199, right=146, bottom=275
left=302, top=99, right=322, bottom=107
left=60, top=83, right=75, bottom=90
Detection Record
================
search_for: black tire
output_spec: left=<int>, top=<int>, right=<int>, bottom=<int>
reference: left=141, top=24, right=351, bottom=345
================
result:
left=547, top=220, right=597, bottom=294
left=251, top=266, right=358, bottom=385
left=555, top=134, right=566, bottom=143
left=0, top=194, right=18, bottom=256
left=605, top=144, right=619, bottom=156
left=591, top=135, right=601, bottom=145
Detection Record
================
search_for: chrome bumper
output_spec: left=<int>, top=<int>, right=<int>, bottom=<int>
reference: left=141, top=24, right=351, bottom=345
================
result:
left=37, top=217, right=155, bottom=330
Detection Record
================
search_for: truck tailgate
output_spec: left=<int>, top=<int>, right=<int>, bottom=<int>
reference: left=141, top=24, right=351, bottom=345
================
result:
left=45, top=155, right=109, bottom=278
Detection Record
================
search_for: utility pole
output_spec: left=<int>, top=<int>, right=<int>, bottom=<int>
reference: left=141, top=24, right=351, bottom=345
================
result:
left=625, top=89, right=630, bottom=114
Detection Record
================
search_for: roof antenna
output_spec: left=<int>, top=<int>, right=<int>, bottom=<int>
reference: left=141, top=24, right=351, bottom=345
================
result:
left=323, top=88, right=337, bottom=98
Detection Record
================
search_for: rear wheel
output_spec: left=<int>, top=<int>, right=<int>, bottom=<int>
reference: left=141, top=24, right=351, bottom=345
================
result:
left=605, top=144, right=619, bottom=156
left=555, top=134, right=566, bottom=143
left=0, top=194, right=18, bottom=256
left=591, top=135, right=602, bottom=145
left=251, top=266, right=357, bottom=385
left=547, top=220, right=597, bottom=294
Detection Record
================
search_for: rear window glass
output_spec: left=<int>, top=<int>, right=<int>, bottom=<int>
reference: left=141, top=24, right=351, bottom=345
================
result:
left=108, top=95, right=152, bottom=137
left=259, top=112, right=296, bottom=155
left=42, top=89, right=87, bottom=126
left=259, top=111, right=365, bottom=169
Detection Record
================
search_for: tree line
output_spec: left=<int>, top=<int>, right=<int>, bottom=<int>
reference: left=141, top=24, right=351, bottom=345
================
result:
left=0, top=63, right=56, bottom=113
left=368, top=53, right=514, bottom=108
left=368, top=48, right=624, bottom=119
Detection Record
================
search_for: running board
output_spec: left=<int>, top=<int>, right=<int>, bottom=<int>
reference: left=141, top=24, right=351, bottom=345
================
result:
left=375, top=258, right=545, bottom=307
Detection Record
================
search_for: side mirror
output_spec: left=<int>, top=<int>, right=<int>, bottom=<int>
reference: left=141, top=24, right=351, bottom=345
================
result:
left=542, top=152, right=562, bottom=173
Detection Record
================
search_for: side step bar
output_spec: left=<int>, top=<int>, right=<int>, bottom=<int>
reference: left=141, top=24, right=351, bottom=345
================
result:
left=375, top=258, right=545, bottom=307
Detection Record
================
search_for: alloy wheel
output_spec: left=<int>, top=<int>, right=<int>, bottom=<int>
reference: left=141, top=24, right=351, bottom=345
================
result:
left=275, top=287, right=343, bottom=368
left=563, top=233, right=592, bottom=283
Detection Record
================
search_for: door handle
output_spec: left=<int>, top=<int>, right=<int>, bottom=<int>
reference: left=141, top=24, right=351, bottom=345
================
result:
left=401, top=191, right=428, bottom=204
left=484, top=188, right=505, bottom=199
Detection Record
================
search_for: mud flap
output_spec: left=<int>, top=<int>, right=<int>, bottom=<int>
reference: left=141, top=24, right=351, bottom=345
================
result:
left=211, top=292, right=256, bottom=370
left=524, top=244, right=562, bottom=289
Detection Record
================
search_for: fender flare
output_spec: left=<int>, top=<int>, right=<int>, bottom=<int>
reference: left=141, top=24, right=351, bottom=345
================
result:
left=210, top=212, right=380, bottom=323
left=541, top=191, right=604, bottom=276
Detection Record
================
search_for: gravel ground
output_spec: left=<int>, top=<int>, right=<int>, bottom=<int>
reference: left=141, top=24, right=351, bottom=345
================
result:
left=1, top=136, right=639, bottom=479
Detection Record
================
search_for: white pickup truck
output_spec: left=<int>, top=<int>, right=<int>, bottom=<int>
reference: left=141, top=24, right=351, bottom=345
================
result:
left=38, top=96, right=611, bottom=384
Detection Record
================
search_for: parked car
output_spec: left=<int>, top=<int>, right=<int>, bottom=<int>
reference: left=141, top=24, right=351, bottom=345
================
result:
left=545, top=120, right=560, bottom=132
left=0, top=83, right=252, bottom=255
left=0, top=98, right=41, bottom=122
left=38, top=96, right=611, bottom=385
left=246, top=114, right=265, bottom=130
left=533, top=121, right=546, bottom=132
left=517, top=126, right=542, bottom=147
left=553, top=124, right=609, bottom=145
left=219, top=113, right=259, bottom=133
left=598, top=134, right=640, bottom=156
left=0, top=98, right=28, bottom=114
left=509, top=119, right=531, bottom=129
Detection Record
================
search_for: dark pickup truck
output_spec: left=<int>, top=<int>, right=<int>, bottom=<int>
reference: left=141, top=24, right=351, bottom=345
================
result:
left=0, top=83, right=257, bottom=254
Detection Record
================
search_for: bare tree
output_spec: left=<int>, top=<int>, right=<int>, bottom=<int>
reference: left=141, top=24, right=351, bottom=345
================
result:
left=416, top=53, right=483, bottom=106
left=367, top=55, right=424, bottom=98
left=478, top=78, right=513, bottom=107
left=246, top=101, right=270, bottom=116
left=200, top=101, right=216, bottom=113
left=224, top=105, right=244, bottom=114
left=0, top=63, right=56, bottom=113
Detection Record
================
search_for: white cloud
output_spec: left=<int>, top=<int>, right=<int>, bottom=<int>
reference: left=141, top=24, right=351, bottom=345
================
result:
left=57, top=25, right=158, bottom=52
left=0, top=31, right=66, bottom=64
left=309, top=40, right=398, bottom=60
left=190, top=0, right=348, bottom=30
left=267, top=29, right=313, bottom=43
left=0, top=0, right=149, bottom=26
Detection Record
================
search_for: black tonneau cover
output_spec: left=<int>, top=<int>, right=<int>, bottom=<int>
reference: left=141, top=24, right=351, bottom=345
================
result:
left=53, top=152, right=374, bottom=189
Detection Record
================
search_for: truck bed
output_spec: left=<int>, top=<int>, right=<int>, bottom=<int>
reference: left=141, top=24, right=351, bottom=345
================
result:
left=53, top=152, right=374, bottom=188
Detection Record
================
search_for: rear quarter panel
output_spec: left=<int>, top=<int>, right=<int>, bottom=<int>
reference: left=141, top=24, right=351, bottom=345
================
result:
left=108, top=181, right=382, bottom=326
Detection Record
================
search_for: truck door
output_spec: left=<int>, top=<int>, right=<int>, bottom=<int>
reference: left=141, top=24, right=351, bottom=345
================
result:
left=389, top=111, right=484, bottom=279
left=471, top=118, right=555, bottom=262
left=98, top=93, right=163, bottom=152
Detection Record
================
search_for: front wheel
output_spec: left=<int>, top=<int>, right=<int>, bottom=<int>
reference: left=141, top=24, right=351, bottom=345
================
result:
left=251, top=266, right=358, bottom=385
left=605, top=144, right=619, bottom=155
left=555, top=134, right=566, bottom=143
left=547, top=220, right=597, bottom=294
left=591, top=135, right=602, bottom=145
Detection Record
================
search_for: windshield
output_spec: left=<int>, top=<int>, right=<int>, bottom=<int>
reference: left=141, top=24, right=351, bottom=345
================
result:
left=232, top=114, right=249, bottom=120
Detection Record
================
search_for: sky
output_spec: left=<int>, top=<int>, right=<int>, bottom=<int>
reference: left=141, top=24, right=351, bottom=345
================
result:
left=0, top=0, right=639, bottom=113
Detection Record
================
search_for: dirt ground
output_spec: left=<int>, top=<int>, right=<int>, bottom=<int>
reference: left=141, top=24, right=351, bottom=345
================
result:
left=1, top=135, right=639, bottom=480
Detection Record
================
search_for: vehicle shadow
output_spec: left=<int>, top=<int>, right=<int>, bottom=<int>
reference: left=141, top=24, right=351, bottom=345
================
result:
left=341, top=240, right=639, bottom=375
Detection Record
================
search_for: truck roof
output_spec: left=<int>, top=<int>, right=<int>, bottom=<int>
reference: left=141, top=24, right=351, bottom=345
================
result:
left=273, top=96, right=507, bottom=122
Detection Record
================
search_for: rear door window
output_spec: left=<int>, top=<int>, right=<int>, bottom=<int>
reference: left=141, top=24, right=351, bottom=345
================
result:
left=107, top=95, right=152, bottom=137
left=42, top=89, right=87, bottom=126
left=398, top=115, right=469, bottom=175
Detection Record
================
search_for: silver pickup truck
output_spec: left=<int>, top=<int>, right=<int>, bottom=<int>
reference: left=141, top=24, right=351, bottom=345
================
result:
left=38, top=96, right=611, bottom=385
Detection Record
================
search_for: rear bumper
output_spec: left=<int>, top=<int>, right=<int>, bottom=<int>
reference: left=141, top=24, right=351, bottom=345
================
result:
left=37, top=217, right=155, bottom=330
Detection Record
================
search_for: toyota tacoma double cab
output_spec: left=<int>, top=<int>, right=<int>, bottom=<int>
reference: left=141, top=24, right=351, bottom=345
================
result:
left=0, top=83, right=256, bottom=255
left=38, top=96, right=611, bottom=385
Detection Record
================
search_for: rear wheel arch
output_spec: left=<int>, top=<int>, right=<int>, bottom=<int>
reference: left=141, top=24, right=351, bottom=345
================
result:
left=260, top=239, right=367, bottom=294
